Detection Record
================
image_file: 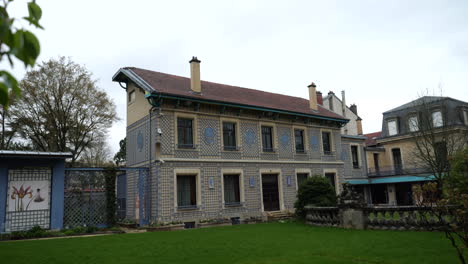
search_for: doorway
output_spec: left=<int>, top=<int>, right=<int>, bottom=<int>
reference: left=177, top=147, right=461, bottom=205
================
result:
left=262, top=174, right=280, bottom=211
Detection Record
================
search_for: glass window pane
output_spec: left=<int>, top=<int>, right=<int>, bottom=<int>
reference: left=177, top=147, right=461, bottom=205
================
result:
left=432, top=111, right=443, bottom=127
left=224, top=174, right=240, bottom=204
left=408, top=116, right=419, bottom=132
left=322, top=132, right=331, bottom=152
left=388, top=120, right=397, bottom=136
left=177, top=175, right=196, bottom=207
left=296, top=173, right=308, bottom=188
left=295, top=129, right=304, bottom=152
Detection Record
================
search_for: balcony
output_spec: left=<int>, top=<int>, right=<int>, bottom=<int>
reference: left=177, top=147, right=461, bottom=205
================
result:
left=367, top=166, right=432, bottom=177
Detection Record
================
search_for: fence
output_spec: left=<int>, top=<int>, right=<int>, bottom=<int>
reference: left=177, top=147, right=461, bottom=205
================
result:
left=64, top=167, right=149, bottom=228
left=305, top=205, right=452, bottom=231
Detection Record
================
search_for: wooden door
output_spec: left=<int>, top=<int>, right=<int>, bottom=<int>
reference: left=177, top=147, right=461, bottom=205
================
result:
left=262, top=174, right=280, bottom=211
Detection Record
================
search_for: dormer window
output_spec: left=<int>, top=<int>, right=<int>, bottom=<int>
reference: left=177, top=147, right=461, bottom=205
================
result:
left=408, top=116, right=419, bottom=132
left=432, top=111, right=443, bottom=127
left=387, top=120, right=398, bottom=136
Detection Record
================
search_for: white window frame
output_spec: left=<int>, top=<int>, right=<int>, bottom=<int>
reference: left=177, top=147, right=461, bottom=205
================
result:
left=387, top=119, right=398, bottom=136
left=432, top=110, right=443, bottom=128
left=408, top=115, right=419, bottom=132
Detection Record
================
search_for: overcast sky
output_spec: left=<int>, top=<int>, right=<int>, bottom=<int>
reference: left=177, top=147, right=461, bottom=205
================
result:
left=7, top=0, right=468, bottom=155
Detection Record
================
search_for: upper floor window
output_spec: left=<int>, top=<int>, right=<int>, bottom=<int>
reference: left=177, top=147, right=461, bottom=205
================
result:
left=387, top=120, right=398, bottom=136
left=294, top=129, right=305, bottom=153
left=408, top=116, right=419, bottom=132
left=177, top=118, right=194, bottom=148
left=464, top=110, right=468, bottom=125
left=322, top=131, right=332, bottom=154
left=128, top=90, right=135, bottom=103
left=223, top=122, right=237, bottom=150
left=432, top=111, right=443, bottom=127
left=351, top=145, right=359, bottom=169
left=261, top=126, right=274, bottom=152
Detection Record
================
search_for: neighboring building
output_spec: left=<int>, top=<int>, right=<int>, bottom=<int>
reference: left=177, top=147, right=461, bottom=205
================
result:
left=320, top=90, right=368, bottom=201
left=112, top=57, right=365, bottom=224
left=358, top=96, right=468, bottom=205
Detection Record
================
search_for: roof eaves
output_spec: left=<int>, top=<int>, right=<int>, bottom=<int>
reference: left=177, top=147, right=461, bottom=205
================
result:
left=112, top=68, right=155, bottom=93
left=153, top=92, right=350, bottom=124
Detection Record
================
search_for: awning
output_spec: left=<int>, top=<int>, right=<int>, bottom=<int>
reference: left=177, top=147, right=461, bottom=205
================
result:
left=347, top=174, right=435, bottom=185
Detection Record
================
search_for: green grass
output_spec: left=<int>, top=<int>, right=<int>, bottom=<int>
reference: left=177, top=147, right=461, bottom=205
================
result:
left=0, top=222, right=461, bottom=264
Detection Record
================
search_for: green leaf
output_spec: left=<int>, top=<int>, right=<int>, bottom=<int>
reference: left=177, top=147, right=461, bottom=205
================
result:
left=0, top=82, right=9, bottom=107
left=0, top=71, right=20, bottom=97
left=11, top=30, right=41, bottom=67
left=24, top=1, right=43, bottom=29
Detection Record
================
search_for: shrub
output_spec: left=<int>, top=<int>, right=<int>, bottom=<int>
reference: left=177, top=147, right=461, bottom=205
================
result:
left=294, top=175, right=337, bottom=218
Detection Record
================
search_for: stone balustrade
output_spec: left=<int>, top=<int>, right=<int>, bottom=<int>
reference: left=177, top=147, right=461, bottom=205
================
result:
left=304, top=205, right=452, bottom=231
left=304, top=206, right=339, bottom=227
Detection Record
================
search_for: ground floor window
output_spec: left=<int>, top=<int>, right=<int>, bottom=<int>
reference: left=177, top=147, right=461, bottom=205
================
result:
left=296, top=173, right=308, bottom=189
left=325, top=173, right=336, bottom=190
left=224, top=174, right=241, bottom=205
left=370, top=184, right=388, bottom=204
left=177, top=175, right=197, bottom=208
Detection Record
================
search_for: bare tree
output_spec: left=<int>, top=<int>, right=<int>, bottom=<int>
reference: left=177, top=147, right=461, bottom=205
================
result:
left=409, top=95, right=468, bottom=186
left=77, top=138, right=113, bottom=167
left=9, top=57, right=118, bottom=163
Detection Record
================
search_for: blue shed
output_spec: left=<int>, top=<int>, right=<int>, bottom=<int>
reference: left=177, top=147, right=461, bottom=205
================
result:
left=0, top=150, right=72, bottom=232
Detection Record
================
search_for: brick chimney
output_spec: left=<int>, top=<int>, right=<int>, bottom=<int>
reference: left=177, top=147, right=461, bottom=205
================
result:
left=189, top=56, right=201, bottom=93
left=316, top=91, right=323, bottom=105
left=308, top=82, right=318, bottom=111
left=350, top=104, right=358, bottom=115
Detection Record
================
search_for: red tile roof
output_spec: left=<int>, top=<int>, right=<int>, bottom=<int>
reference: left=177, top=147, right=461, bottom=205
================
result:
left=125, top=67, right=346, bottom=121
left=364, top=131, right=382, bottom=146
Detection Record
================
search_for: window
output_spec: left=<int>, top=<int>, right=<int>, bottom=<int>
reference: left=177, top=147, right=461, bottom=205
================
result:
left=408, top=116, right=419, bottom=132
left=351, top=145, right=359, bottom=169
left=223, top=122, right=237, bottom=150
left=325, top=173, right=336, bottom=190
left=261, top=126, right=274, bottom=152
left=392, top=148, right=403, bottom=175
left=432, top=111, right=443, bottom=127
left=435, top=142, right=448, bottom=171
left=322, top=131, right=332, bottom=154
left=296, top=173, right=308, bottom=189
left=373, top=153, right=380, bottom=174
left=177, top=175, right=197, bottom=208
left=464, top=110, right=468, bottom=125
left=294, top=129, right=305, bottom=153
left=387, top=120, right=398, bottom=136
left=223, top=174, right=241, bottom=205
left=128, top=90, right=135, bottom=103
left=177, top=118, right=193, bottom=148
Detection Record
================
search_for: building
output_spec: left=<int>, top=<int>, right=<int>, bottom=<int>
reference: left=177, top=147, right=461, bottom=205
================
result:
left=112, top=57, right=364, bottom=224
left=358, top=96, right=468, bottom=205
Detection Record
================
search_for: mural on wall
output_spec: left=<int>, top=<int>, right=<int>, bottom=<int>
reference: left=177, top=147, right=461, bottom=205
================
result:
left=8, top=181, right=50, bottom=212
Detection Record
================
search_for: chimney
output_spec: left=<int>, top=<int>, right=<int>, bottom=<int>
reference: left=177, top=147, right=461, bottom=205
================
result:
left=350, top=104, right=358, bottom=115
left=341, top=90, right=346, bottom=117
left=316, top=91, right=323, bottom=105
left=356, top=117, right=363, bottom=135
left=189, top=56, right=201, bottom=93
left=308, top=82, right=318, bottom=111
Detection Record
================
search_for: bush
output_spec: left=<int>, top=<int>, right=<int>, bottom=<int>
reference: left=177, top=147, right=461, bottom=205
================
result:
left=294, top=175, right=337, bottom=218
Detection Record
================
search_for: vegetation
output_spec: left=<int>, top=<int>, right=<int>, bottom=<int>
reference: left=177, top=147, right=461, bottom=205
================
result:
left=113, top=137, right=126, bottom=166
left=0, top=222, right=460, bottom=264
left=4, top=57, right=118, bottom=163
left=413, top=147, right=468, bottom=263
left=294, top=175, right=337, bottom=218
left=0, top=0, right=42, bottom=107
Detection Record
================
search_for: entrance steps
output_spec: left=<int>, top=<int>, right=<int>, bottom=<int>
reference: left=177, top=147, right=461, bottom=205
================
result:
left=266, top=211, right=294, bottom=222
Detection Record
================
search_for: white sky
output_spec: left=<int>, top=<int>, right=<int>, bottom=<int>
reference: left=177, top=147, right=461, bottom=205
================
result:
left=6, top=0, right=468, bottom=155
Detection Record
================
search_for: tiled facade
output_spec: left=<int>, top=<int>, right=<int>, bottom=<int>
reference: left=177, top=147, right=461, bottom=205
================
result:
left=125, top=97, right=359, bottom=223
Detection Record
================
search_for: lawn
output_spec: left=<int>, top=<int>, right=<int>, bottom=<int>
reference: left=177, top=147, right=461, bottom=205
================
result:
left=0, top=222, right=460, bottom=264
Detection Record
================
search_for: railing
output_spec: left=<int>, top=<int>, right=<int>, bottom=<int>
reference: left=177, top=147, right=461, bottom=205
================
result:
left=364, top=206, right=449, bottom=231
left=304, top=206, right=339, bottom=227
left=367, top=166, right=432, bottom=177
left=304, top=205, right=454, bottom=231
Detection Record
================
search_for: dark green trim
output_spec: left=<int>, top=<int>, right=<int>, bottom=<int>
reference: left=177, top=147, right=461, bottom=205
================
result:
left=145, top=93, right=349, bottom=124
